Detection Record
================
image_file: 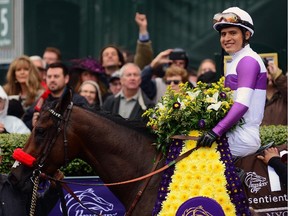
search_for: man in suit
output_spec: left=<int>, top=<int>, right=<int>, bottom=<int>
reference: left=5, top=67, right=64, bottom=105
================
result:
left=102, top=63, right=154, bottom=121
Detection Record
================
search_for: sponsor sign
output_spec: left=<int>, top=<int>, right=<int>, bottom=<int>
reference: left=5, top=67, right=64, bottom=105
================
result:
left=235, top=144, right=288, bottom=216
left=49, top=176, right=126, bottom=216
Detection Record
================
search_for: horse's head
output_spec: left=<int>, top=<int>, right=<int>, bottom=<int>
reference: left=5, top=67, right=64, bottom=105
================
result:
left=9, top=88, right=76, bottom=191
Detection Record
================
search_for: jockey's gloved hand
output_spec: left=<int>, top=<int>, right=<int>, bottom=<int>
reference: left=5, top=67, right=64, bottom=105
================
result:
left=197, top=130, right=218, bottom=148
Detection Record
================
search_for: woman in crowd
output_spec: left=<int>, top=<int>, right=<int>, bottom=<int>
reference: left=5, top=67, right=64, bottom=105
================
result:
left=3, top=56, right=44, bottom=115
left=164, top=65, right=188, bottom=93
left=69, top=57, right=108, bottom=99
left=196, top=58, right=219, bottom=84
left=78, top=80, right=103, bottom=110
left=0, top=86, right=30, bottom=134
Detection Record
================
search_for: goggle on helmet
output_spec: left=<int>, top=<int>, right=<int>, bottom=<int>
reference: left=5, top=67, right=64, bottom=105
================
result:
left=213, top=7, right=254, bottom=36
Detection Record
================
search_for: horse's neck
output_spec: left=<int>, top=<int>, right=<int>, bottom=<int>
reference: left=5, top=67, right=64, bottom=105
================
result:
left=73, top=110, right=159, bottom=209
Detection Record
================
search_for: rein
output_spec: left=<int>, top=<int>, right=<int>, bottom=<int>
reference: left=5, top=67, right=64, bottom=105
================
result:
left=41, top=134, right=199, bottom=215
left=123, top=152, right=162, bottom=216
left=24, top=102, right=73, bottom=216
left=16, top=99, right=200, bottom=216
left=42, top=138, right=199, bottom=187
left=41, top=144, right=199, bottom=216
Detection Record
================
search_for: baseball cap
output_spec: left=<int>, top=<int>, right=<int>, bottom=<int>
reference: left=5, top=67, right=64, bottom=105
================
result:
left=109, top=70, right=121, bottom=83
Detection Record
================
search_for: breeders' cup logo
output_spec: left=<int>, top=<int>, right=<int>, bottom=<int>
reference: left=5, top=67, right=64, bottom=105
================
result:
left=244, top=172, right=268, bottom=193
left=183, top=206, right=213, bottom=216
left=62, top=188, right=114, bottom=215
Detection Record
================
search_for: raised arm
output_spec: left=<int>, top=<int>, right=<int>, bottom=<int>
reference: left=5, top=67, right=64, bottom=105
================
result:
left=134, top=12, right=153, bottom=69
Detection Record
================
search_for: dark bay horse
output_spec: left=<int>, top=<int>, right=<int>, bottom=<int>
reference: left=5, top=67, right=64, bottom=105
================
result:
left=9, top=90, right=164, bottom=216
left=10, top=90, right=287, bottom=215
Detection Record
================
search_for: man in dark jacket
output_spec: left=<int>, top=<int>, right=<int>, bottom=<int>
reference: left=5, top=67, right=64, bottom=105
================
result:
left=23, top=62, right=89, bottom=130
left=102, top=63, right=154, bottom=122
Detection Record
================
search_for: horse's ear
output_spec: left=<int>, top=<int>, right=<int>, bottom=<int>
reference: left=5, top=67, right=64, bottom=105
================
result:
left=55, top=87, right=73, bottom=114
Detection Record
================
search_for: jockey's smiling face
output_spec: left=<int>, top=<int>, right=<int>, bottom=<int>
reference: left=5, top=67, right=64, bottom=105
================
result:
left=220, top=26, right=250, bottom=54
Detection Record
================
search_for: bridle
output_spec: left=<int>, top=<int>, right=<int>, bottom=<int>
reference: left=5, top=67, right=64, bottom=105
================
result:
left=12, top=102, right=74, bottom=179
left=36, top=101, right=163, bottom=216
left=36, top=102, right=74, bottom=169
left=20, top=101, right=159, bottom=216
left=26, top=102, right=74, bottom=216
left=14, top=100, right=199, bottom=216
left=35, top=101, right=113, bottom=216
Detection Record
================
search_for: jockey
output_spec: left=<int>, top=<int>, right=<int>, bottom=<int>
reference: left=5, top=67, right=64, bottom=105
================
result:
left=197, top=7, right=267, bottom=157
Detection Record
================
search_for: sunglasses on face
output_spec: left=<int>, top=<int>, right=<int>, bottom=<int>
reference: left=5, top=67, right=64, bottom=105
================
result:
left=165, top=80, right=181, bottom=85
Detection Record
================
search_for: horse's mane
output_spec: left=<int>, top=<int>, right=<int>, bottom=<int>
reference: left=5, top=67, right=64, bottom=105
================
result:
left=78, top=105, right=156, bottom=140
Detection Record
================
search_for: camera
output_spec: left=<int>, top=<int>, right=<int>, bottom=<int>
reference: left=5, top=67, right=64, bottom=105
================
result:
left=169, top=51, right=187, bottom=60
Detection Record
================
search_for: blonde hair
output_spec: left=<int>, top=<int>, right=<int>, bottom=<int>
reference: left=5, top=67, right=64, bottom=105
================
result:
left=3, top=55, right=44, bottom=107
left=164, top=65, right=188, bottom=83
left=78, top=80, right=103, bottom=106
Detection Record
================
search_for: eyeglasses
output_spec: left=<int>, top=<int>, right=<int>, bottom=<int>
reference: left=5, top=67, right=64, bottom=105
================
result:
left=213, top=12, right=254, bottom=30
left=165, top=80, right=181, bottom=85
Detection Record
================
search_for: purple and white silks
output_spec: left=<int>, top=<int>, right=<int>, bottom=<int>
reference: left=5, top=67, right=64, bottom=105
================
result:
left=213, top=45, right=267, bottom=157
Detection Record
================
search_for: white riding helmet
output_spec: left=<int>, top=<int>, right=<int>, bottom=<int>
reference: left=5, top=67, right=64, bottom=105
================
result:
left=213, top=7, right=254, bottom=36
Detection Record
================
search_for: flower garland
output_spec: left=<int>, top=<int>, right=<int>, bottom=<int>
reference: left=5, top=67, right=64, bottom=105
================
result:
left=143, top=77, right=236, bottom=154
left=146, top=77, right=250, bottom=215
left=152, top=137, right=183, bottom=215
left=217, top=135, right=251, bottom=215
left=153, top=131, right=251, bottom=216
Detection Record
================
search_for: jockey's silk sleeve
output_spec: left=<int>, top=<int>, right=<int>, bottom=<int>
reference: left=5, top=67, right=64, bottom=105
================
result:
left=213, top=56, right=261, bottom=136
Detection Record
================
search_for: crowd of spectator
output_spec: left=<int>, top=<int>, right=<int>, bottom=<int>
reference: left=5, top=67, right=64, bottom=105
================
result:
left=0, top=11, right=285, bottom=135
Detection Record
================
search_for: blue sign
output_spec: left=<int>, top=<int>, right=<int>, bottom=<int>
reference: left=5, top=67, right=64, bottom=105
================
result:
left=49, top=176, right=126, bottom=216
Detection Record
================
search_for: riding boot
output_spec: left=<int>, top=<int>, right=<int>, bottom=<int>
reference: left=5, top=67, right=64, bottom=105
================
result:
left=232, top=155, right=246, bottom=183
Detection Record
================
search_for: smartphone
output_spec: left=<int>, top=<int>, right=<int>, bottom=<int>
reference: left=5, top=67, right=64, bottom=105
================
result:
left=169, top=51, right=186, bottom=60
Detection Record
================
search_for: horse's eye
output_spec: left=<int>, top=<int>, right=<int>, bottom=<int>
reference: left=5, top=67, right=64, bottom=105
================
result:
left=35, top=127, right=46, bottom=136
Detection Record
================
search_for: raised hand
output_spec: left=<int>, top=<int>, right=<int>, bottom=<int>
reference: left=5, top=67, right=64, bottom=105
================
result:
left=135, top=12, right=148, bottom=35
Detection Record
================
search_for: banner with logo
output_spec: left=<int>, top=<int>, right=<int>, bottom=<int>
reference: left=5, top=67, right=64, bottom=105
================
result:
left=235, top=144, right=288, bottom=216
left=49, top=176, right=126, bottom=216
